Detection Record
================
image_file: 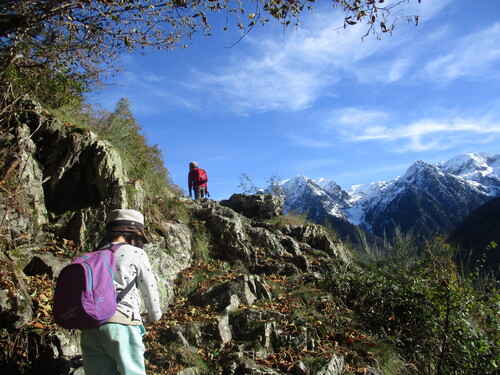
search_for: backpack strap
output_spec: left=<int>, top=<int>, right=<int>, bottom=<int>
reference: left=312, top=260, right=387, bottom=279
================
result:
left=117, top=276, right=137, bottom=303
left=98, top=242, right=136, bottom=303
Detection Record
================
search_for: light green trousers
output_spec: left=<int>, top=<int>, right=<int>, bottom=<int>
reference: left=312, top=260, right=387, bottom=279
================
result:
left=80, top=323, right=147, bottom=375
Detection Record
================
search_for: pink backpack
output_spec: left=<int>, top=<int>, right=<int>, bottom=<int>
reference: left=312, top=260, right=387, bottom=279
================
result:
left=53, top=243, right=134, bottom=329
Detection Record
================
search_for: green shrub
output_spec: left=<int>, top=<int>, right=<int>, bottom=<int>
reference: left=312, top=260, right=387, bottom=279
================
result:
left=356, top=226, right=419, bottom=267
left=87, top=98, right=180, bottom=198
left=323, top=237, right=500, bottom=374
left=190, top=221, right=212, bottom=262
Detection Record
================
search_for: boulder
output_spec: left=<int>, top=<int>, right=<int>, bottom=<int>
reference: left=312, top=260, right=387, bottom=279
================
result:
left=190, top=274, right=272, bottom=312
left=220, top=194, right=284, bottom=220
left=281, top=224, right=351, bottom=263
left=223, top=356, right=281, bottom=375
left=27, top=330, right=83, bottom=375
left=23, top=252, right=68, bottom=278
left=204, top=206, right=255, bottom=262
left=247, top=227, right=289, bottom=258
left=291, top=361, right=308, bottom=375
left=316, top=354, right=345, bottom=375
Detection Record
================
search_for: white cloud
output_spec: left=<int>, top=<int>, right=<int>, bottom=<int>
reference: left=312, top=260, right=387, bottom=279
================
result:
left=422, top=23, right=500, bottom=81
left=196, top=62, right=328, bottom=113
left=336, top=108, right=389, bottom=126
left=188, top=11, right=400, bottom=114
left=107, top=0, right=498, bottom=119
left=353, top=118, right=500, bottom=141
left=317, top=108, right=391, bottom=138
left=348, top=117, right=500, bottom=152
left=295, top=104, right=500, bottom=154
left=185, top=0, right=465, bottom=114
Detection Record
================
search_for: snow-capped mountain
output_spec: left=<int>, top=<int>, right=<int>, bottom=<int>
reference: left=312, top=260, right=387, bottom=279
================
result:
left=282, top=177, right=350, bottom=221
left=439, top=153, right=500, bottom=196
left=280, top=176, right=379, bottom=249
left=281, top=153, right=500, bottom=243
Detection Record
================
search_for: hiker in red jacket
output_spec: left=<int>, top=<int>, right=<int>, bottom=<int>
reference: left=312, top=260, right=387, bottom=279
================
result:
left=188, top=161, right=209, bottom=199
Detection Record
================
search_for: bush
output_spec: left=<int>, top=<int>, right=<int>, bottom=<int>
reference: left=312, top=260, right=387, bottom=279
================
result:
left=323, top=237, right=500, bottom=374
left=87, top=98, right=180, bottom=198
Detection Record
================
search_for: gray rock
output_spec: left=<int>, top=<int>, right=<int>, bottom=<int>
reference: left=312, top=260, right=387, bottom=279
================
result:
left=366, top=366, right=386, bottom=375
left=248, top=226, right=289, bottom=258
left=220, top=194, right=284, bottom=220
left=147, top=221, right=193, bottom=310
left=162, top=326, right=198, bottom=351
left=225, top=357, right=281, bottom=375
left=23, top=252, right=68, bottom=278
left=218, top=313, right=233, bottom=344
left=0, top=252, right=33, bottom=330
left=190, top=274, right=271, bottom=311
left=177, top=367, right=201, bottom=375
left=282, top=224, right=351, bottom=263
left=292, top=360, right=308, bottom=375
left=315, top=354, right=345, bottom=375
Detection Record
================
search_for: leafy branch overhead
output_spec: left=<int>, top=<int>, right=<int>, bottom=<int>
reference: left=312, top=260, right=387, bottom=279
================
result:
left=0, top=0, right=420, bottom=106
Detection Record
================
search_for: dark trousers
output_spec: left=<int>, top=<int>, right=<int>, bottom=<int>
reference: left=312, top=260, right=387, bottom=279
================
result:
left=194, top=186, right=206, bottom=199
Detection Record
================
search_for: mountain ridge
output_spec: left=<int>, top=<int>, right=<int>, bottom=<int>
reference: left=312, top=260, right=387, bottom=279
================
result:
left=280, top=153, right=500, bottom=243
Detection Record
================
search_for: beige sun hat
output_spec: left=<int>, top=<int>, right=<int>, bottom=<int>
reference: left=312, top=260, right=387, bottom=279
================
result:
left=105, top=209, right=149, bottom=243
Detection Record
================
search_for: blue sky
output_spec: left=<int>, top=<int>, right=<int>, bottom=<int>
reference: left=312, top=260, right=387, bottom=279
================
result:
left=87, top=0, right=500, bottom=200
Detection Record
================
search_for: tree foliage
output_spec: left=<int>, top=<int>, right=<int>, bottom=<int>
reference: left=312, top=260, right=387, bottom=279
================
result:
left=0, top=0, right=420, bottom=107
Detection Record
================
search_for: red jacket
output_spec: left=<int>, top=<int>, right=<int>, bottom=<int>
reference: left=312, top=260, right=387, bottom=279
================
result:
left=188, top=168, right=208, bottom=193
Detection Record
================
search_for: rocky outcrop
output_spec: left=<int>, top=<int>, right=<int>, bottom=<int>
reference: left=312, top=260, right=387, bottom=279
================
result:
left=1, top=99, right=133, bottom=250
left=0, top=100, right=356, bottom=374
left=220, top=193, right=284, bottom=219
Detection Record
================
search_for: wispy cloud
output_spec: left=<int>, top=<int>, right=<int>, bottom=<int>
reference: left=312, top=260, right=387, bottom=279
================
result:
left=332, top=107, right=389, bottom=128
left=287, top=133, right=336, bottom=149
left=188, top=14, right=392, bottom=114
left=105, top=0, right=497, bottom=119
left=347, top=115, right=500, bottom=152
left=352, top=118, right=500, bottom=140
left=421, top=23, right=500, bottom=82
left=183, top=0, right=471, bottom=114
left=292, top=105, right=500, bottom=154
